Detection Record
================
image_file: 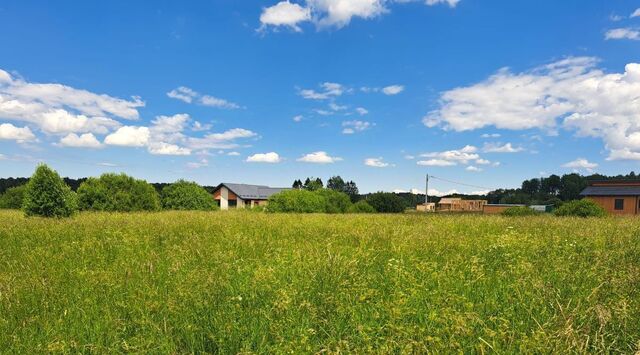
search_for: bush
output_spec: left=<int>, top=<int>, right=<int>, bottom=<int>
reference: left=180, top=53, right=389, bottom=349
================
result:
left=348, top=200, right=376, bottom=213
left=554, top=199, right=606, bottom=218
left=161, top=180, right=218, bottom=211
left=502, top=206, right=539, bottom=216
left=23, top=164, right=77, bottom=218
left=315, top=189, right=352, bottom=213
left=77, top=173, right=160, bottom=212
left=0, top=185, right=26, bottom=209
left=267, top=190, right=326, bottom=213
left=366, top=192, right=405, bottom=213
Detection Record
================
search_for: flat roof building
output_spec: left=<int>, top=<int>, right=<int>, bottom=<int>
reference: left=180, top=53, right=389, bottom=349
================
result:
left=580, top=180, right=640, bottom=215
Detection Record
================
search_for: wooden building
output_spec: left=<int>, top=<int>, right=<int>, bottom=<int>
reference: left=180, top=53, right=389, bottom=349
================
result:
left=437, top=198, right=487, bottom=212
left=580, top=180, right=640, bottom=215
left=416, top=202, right=436, bottom=212
left=483, top=204, right=525, bottom=214
left=212, top=183, right=289, bottom=210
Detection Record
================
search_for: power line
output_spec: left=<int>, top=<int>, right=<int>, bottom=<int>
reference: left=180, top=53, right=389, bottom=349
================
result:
left=428, top=175, right=496, bottom=191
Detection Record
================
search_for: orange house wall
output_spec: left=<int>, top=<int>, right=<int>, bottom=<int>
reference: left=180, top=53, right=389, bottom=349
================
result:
left=586, top=196, right=638, bottom=215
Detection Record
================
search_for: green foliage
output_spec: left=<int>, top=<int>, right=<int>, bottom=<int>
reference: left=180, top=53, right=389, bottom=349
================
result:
left=348, top=199, right=376, bottom=213
left=161, top=180, right=218, bottom=211
left=266, top=189, right=326, bottom=213
left=22, top=164, right=77, bottom=218
left=314, top=188, right=352, bottom=213
left=77, top=173, right=160, bottom=212
left=366, top=192, right=405, bottom=213
left=0, top=185, right=26, bottom=209
left=554, top=199, right=606, bottom=217
left=502, top=206, right=539, bottom=216
left=303, top=177, right=324, bottom=191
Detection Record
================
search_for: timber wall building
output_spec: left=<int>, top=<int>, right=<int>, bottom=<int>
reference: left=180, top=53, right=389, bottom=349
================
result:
left=580, top=180, right=640, bottom=215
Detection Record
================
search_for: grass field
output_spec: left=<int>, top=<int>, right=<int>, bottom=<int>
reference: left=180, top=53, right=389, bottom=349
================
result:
left=1, top=211, right=639, bottom=353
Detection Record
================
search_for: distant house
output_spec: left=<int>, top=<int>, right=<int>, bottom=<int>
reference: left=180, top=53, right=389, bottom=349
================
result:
left=437, top=198, right=487, bottom=212
left=212, top=183, right=289, bottom=210
left=483, top=204, right=525, bottom=214
left=580, top=180, right=640, bottom=215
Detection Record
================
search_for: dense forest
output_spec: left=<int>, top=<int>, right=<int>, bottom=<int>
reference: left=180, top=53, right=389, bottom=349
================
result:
left=3, top=171, right=640, bottom=209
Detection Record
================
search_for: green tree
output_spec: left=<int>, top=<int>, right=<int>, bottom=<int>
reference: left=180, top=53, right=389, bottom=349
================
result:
left=348, top=200, right=375, bottom=213
left=0, top=185, right=26, bottom=209
left=292, top=179, right=303, bottom=189
left=366, top=192, right=405, bottom=213
left=161, top=180, right=218, bottom=211
left=327, top=176, right=346, bottom=191
left=23, top=164, right=77, bottom=218
left=560, top=174, right=587, bottom=201
left=554, top=199, right=605, bottom=217
left=267, top=190, right=326, bottom=213
left=521, top=178, right=541, bottom=195
left=303, top=177, right=323, bottom=191
left=541, top=174, right=561, bottom=195
left=77, top=173, right=160, bottom=212
left=315, top=188, right=352, bottom=213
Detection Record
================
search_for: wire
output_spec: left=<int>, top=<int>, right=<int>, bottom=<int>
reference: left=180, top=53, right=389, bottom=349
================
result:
left=428, top=175, right=496, bottom=191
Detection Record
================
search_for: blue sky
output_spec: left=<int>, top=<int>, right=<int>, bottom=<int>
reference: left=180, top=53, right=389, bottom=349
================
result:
left=1, top=0, right=639, bottom=194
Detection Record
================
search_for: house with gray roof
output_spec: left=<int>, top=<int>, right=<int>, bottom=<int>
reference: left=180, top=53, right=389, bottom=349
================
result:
left=212, top=183, right=289, bottom=210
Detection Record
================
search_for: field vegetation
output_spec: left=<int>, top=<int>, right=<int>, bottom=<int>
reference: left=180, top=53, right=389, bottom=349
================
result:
left=1, top=211, right=638, bottom=353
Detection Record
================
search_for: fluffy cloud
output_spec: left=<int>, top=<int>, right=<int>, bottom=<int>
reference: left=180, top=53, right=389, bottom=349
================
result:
left=364, top=157, right=390, bottom=167
left=297, top=151, right=342, bottom=163
left=104, top=126, right=150, bottom=147
left=562, top=158, right=598, bottom=171
left=416, top=145, right=497, bottom=168
left=293, top=115, right=304, bottom=122
left=0, top=123, right=35, bottom=142
left=59, top=133, right=103, bottom=148
left=632, top=8, right=640, bottom=18
left=355, top=107, right=368, bottom=115
left=148, top=142, right=191, bottom=156
left=167, top=86, right=240, bottom=109
left=187, top=158, right=209, bottom=169
left=417, top=159, right=456, bottom=166
left=465, top=165, right=482, bottom=172
left=187, top=128, right=258, bottom=150
left=482, top=142, right=524, bottom=153
left=299, top=82, right=345, bottom=100
left=0, top=69, right=141, bottom=135
left=382, top=85, right=404, bottom=95
left=259, top=1, right=311, bottom=32
left=342, top=120, right=373, bottom=134
left=605, top=28, right=640, bottom=40
left=260, top=0, right=459, bottom=31
left=246, top=152, right=282, bottom=163
left=425, top=57, right=640, bottom=160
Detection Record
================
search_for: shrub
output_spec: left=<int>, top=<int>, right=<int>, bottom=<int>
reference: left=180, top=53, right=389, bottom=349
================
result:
left=77, top=173, right=160, bottom=212
left=554, top=199, right=606, bottom=217
left=348, top=200, right=376, bottom=213
left=315, top=189, right=352, bottom=213
left=366, top=192, right=405, bottom=213
left=502, top=206, right=539, bottom=216
left=23, top=164, right=77, bottom=218
left=161, top=180, right=218, bottom=211
left=267, top=190, right=326, bottom=213
left=0, top=185, right=26, bottom=209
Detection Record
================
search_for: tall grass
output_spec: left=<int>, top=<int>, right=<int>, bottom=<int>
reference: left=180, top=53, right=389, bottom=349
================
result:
left=0, top=211, right=639, bottom=353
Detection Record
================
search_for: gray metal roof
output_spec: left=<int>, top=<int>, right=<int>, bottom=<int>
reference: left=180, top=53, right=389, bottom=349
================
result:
left=580, top=186, right=640, bottom=196
left=217, top=183, right=289, bottom=200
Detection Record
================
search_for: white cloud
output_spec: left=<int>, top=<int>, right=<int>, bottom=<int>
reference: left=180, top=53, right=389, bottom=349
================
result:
left=0, top=69, right=140, bottom=135
left=297, top=151, right=342, bottom=163
left=481, top=133, right=501, bottom=138
left=167, top=86, right=240, bottom=109
left=419, top=145, right=479, bottom=165
left=187, top=158, right=209, bottom=169
left=382, top=85, right=404, bottom=95
left=329, top=102, right=347, bottom=111
left=632, top=8, right=640, bottom=18
left=605, top=28, right=640, bottom=40
left=299, top=82, right=345, bottom=100
left=293, top=115, right=303, bottom=122
left=416, top=159, right=456, bottom=166
left=342, top=120, right=372, bottom=134
left=0, top=123, right=35, bottom=142
left=425, top=57, right=640, bottom=161
left=227, top=151, right=241, bottom=156
left=192, top=121, right=212, bottom=132
left=482, top=142, right=524, bottom=153
left=104, top=126, right=150, bottom=147
left=355, top=107, right=368, bottom=115
left=465, top=165, right=482, bottom=172
left=260, top=0, right=459, bottom=31
left=562, top=158, right=598, bottom=171
left=187, top=128, right=258, bottom=150
left=246, top=152, right=282, bottom=163
left=364, top=157, right=390, bottom=167
left=259, top=1, right=311, bottom=32
left=59, top=133, right=103, bottom=148
left=148, top=142, right=191, bottom=155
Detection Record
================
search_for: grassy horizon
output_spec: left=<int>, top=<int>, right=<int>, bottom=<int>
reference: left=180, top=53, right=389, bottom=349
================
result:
left=1, top=210, right=639, bottom=353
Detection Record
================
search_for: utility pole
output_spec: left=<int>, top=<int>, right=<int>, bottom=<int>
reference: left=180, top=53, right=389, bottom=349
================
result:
left=425, top=174, right=429, bottom=213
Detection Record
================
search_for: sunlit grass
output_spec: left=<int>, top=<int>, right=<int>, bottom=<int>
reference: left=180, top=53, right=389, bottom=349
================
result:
left=1, top=210, right=639, bottom=353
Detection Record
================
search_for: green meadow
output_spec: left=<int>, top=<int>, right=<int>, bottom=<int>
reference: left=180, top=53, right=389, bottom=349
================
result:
left=1, top=210, right=639, bottom=353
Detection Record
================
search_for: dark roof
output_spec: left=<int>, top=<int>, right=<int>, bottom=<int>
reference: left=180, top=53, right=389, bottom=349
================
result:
left=580, top=186, right=640, bottom=196
left=215, top=183, right=289, bottom=200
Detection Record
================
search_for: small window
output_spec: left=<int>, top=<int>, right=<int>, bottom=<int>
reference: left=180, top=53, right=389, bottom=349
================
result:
left=614, top=199, right=624, bottom=210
